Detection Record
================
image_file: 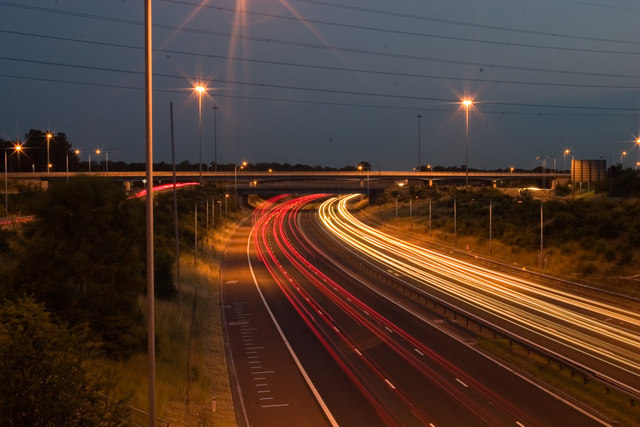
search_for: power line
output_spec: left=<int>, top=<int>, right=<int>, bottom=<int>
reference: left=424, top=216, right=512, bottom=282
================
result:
left=0, top=72, right=637, bottom=118
left=1, top=4, right=639, bottom=80
left=1, top=70, right=639, bottom=113
left=293, top=0, right=640, bottom=46
left=2, top=28, right=640, bottom=83
left=3, top=48, right=640, bottom=91
left=158, top=0, right=640, bottom=56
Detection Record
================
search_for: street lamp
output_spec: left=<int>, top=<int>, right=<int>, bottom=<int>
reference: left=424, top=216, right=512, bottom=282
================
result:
left=461, top=98, right=473, bottom=186
left=4, top=143, right=22, bottom=215
left=621, top=151, right=627, bottom=166
left=95, top=149, right=102, bottom=172
left=212, top=104, right=218, bottom=172
left=416, top=114, right=422, bottom=171
left=234, top=161, right=247, bottom=203
left=46, top=132, right=53, bottom=174
left=194, top=84, right=207, bottom=182
left=563, top=149, right=570, bottom=172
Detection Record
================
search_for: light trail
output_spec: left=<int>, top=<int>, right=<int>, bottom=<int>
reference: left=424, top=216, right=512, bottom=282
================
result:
left=251, top=194, right=547, bottom=426
left=317, top=194, right=640, bottom=391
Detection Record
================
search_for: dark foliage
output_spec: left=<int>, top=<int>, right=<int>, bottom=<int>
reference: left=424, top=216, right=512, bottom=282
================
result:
left=0, top=297, right=128, bottom=426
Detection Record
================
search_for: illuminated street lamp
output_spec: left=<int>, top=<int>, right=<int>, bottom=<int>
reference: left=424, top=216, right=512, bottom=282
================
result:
left=4, top=143, right=22, bottom=215
left=234, top=161, right=247, bottom=202
left=416, top=114, right=422, bottom=171
left=46, top=132, right=53, bottom=174
left=194, top=84, right=207, bottom=182
left=621, top=151, right=627, bottom=166
left=95, top=149, right=102, bottom=172
left=461, top=98, right=473, bottom=186
left=563, top=149, right=570, bottom=172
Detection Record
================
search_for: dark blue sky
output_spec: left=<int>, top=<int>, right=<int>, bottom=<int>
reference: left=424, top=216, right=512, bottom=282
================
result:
left=1, top=0, right=640, bottom=170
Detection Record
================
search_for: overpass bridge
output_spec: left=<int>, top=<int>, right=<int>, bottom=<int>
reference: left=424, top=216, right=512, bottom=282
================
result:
left=5, top=170, right=569, bottom=201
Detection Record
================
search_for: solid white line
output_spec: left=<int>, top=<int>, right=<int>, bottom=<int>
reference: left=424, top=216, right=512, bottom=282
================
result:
left=384, top=378, right=396, bottom=389
left=414, top=348, right=424, bottom=356
left=247, top=225, right=340, bottom=427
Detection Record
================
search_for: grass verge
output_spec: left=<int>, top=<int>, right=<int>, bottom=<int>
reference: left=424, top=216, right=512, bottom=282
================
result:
left=110, top=217, right=244, bottom=426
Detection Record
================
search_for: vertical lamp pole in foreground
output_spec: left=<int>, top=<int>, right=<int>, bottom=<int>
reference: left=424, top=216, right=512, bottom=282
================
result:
left=144, top=0, right=156, bottom=424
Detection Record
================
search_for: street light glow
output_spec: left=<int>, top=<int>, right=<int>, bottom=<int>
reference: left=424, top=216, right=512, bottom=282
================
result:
left=194, top=85, right=206, bottom=94
left=462, top=99, right=473, bottom=107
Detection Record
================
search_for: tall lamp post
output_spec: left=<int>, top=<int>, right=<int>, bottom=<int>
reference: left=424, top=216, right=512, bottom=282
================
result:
left=461, top=99, right=473, bottom=186
left=46, top=132, right=53, bottom=174
left=213, top=104, right=218, bottom=172
left=563, top=149, right=570, bottom=172
left=194, top=85, right=207, bottom=182
left=416, top=114, right=422, bottom=171
left=621, top=151, right=627, bottom=166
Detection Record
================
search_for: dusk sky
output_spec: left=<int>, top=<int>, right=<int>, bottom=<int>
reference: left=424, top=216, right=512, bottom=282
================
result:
left=1, top=0, right=640, bottom=171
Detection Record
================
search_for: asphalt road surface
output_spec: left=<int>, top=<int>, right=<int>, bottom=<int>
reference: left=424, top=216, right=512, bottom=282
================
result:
left=221, top=195, right=611, bottom=427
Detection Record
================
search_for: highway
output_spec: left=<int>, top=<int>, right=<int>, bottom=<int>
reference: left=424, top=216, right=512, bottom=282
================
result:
left=226, top=194, right=610, bottom=426
left=317, top=194, right=640, bottom=399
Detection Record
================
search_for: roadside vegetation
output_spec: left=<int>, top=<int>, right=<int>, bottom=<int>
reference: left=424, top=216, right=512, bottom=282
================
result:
left=0, top=177, right=239, bottom=425
left=368, top=176, right=640, bottom=296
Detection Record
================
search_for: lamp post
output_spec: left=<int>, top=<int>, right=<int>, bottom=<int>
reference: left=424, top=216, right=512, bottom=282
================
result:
left=212, top=104, right=218, bottom=172
left=416, top=114, right=422, bottom=171
left=621, top=151, right=627, bottom=166
left=461, top=99, right=473, bottom=186
left=4, top=150, right=7, bottom=215
left=46, top=132, right=53, bottom=174
left=563, top=149, right=570, bottom=172
left=4, top=143, right=22, bottom=216
left=234, top=161, right=247, bottom=203
left=194, top=85, right=206, bottom=182
left=95, top=149, right=102, bottom=172
left=536, top=156, right=547, bottom=189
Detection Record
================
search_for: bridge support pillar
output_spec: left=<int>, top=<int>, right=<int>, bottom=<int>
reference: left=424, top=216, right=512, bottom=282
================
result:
left=124, top=181, right=131, bottom=191
left=429, top=179, right=433, bottom=187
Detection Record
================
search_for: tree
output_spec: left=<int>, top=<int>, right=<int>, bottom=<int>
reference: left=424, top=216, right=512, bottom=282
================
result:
left=11, top=177, right=146, bottom=358
left=0, top=297, right=128, bottom=426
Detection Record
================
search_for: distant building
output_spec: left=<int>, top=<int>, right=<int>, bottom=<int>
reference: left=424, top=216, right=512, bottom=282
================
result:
left=571, top=159, right=606, bottom=183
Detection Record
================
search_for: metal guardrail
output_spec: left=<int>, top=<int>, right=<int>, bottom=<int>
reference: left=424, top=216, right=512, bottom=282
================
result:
left=334, top=241, right=640, bottom=406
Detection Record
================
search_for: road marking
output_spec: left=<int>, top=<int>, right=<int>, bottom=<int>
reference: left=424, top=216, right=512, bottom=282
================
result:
left=261, top=404, right=290, bottom=408
left=253, top=377, right=266, bottom=380
left=225, top=280, right=239, bottom=285
left=245, top=346, right=264, bottom=350
left=249, top=361, right=261, bottom=364
left=259, top=397, right=274, bottom=401
left=252, top=370, right=275, bottom=374
left=414, top=348, right=424, bottom=356
left=257, top=390, right=270, bottom=393
left=384, top=379, right=396, bottom=389
left=354, top=348, right=363, bottom=356
left=516, top=422, right=526, bottom=427
left=455, top=378, right=469, bottom=388
left=255, top=383, right=268, bottom=387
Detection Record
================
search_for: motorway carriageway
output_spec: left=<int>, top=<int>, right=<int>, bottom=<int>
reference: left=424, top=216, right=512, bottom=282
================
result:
left=242, top=194, right=608, bottom=427
left=318, top=194, right=640, bottom=399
